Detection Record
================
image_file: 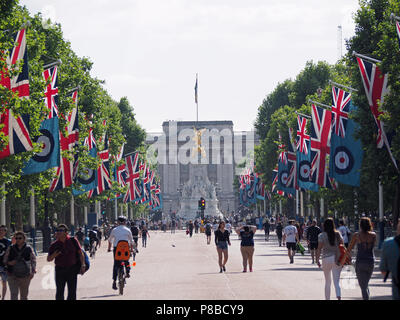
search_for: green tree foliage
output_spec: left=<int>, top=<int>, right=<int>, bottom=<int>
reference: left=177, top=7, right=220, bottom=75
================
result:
left=254, top=0, right=400, bottom=228
left=0, top=1, right=147, bottom=230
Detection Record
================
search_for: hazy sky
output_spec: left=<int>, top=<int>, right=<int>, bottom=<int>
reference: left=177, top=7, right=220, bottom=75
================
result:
left=20, top=0, right=359, bottom=133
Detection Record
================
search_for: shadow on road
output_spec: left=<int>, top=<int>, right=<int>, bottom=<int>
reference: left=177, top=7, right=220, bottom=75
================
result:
left=271, top=267, right=320, bottom=272
left=81, top=294, right=120, bottom=299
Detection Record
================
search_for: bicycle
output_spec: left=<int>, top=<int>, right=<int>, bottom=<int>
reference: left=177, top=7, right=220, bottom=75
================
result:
left=117, top=261, right=127, bottom=295
left=132, top=242, right=138, bottom=261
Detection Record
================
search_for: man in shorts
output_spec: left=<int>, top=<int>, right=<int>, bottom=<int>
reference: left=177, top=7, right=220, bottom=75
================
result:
left=282, top=220, right=299, bottom=264
left=205, top=220, right=213, bottom=245
left=306, top=220, right=321, bottom=264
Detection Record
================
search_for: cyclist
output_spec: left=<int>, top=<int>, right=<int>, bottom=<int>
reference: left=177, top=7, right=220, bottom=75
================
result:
left=88, top=226, right=99, bottom=257
left=107, top=216, right=133, bottom=291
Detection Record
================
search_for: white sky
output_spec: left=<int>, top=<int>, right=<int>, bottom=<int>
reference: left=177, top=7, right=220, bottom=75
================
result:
left=20, top=0, right=359, bottom=133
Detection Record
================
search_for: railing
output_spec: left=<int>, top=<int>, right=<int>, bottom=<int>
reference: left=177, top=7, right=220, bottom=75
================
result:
left=25, top=230, right=44, bottom=256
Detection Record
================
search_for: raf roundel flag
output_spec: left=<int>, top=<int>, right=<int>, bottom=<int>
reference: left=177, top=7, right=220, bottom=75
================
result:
left=329, top=102, right=363, bottom=187
left=22, top=117, right=60, bottom=175
left=73, top=147, right=98, bottom=196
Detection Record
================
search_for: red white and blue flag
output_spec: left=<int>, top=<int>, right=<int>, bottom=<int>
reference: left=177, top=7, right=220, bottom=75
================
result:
left=141, top=164, right=152, bottom=204
left=356, top=56, right=398, bottom=170
left=49, top=93, right=79, bottom=191
left=278, top=133, right=287, bottom=164
left=310, top=104, right=335, bottom=188
left=0, top=29, right=33, bottom=159
left=123, top=152, right=142, bottom=203
left=43, top=66, right=59, bottom=119
left=331, top=86, right=351, bottom=138
left=88, top=133, right=112, bottom=197
left=287, top=128, right=298, bottom=190
left=1, top=28, right=29, bottom=96
left=296, top=115, right=309, bottom=154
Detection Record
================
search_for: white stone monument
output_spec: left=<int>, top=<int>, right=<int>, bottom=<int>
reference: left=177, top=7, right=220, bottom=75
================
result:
left=177, top=165, right=221, bottom=220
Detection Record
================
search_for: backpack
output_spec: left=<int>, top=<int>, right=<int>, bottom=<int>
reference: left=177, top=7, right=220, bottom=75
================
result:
left=12, top=246, right=31, bottom=278
left=73, top=238, right=90, bottom=274
left=205, top=224, right=211, bottom=232
left=115, top=240, right=130, bottom=261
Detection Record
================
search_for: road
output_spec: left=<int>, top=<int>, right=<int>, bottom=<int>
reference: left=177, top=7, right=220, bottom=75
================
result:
left=19, top=229, right=392, bottom=300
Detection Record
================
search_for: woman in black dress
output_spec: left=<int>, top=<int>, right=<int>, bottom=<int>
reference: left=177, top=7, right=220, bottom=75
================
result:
left=215, top=221, right=231, bottom=273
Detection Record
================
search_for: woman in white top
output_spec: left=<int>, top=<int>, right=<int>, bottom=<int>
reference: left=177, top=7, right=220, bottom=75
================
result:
left=316, top=217, right=344, bottom=300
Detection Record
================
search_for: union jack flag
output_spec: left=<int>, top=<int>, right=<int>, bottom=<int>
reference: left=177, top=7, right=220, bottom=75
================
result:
left=0, top=111, right=32, bottom=159
left=49, top=95, right=79, bottom=192
left=239, top=175, right=247, bottom=190
left=141, top=164, right=152, bottom=203
left=0, top=29, right=29, bottom=97
left=310, top=104, right=333, bottom=188
left=278, top=132, right=287, bottom=164
left=296, top=115, right=310, bottom=154
left=88, top=134, right=112, bottom=197
left=43, top=66, right=59, bottom=119
left=271, top=165, right=284, bottom=196
left=287, top=128, right=298, bottom=190
left=331, top=86, right=351, bottom=138
left=255, top=173, right=266, bottom=200
left=123, top=152, right=142, bottom=203
left=356, top=56, right=397, bottom=169
left=0, top=29, right=32, bottom=159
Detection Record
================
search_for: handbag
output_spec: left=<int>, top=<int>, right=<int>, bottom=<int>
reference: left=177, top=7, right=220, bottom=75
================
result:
left=337, top=243, right=351, bottom=266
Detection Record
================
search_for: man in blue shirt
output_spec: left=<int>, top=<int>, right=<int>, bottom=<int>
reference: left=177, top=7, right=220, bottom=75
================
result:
left=0, top=225, right=11, bottom=300
left=379, top=220, right=400, bottom=300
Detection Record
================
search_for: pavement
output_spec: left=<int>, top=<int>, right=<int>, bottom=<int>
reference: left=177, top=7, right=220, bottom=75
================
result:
left=13, top=229, right=393, bottom=300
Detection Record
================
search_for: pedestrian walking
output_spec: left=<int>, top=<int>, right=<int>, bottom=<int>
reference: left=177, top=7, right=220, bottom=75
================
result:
left=282, top=220, right=299, bottom=264
left=187, top=220, right=194, bottom=237
left=340, top=217, right=376, bottom=300
left=263, top=219, right=270, bottom=241
left=3, top=231, right=36, bottom=300
left=215, top=221, right=231, bottom=273
left=130, top=222, right=140, bottom=252
left=194, top=219, right=199, bottom=233
left=236, top=225, right=256, bottom=272
left=379, top=219, right=400, bottom=300
left=205, top=220, right=213, bottom=245
left=225, top=220, right=232, bottom=234
left=338, top=220, right=352, bottom=248
left=47, top=224, right=86, bottom=300
left=171, top=219, right=176, bottom=234
left=306, top=220, right=321, bottom=264
left=316, top=218, right=344, bottom=300
left=141, top=226, right=150, bottom=248
left=74, top=227, right=84, bottom=247
left=0, top=225, right=11, bottom=300
left=276, top=222, right=283, bottom=247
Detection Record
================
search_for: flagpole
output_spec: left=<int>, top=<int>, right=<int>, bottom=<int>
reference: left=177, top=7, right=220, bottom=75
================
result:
left=329, top=80, right=358, bottom=92
left=295, top=111, right=311, bottom=119
left=43, top=59, right=62, bottom=70
left=308, top=99, right=332, bottom=110
left=352, top=51, right=381, bottom=64
left=196, top=73, right=199, bottom=123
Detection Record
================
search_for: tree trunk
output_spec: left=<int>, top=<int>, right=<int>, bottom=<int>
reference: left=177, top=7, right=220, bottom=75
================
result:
left=15, top=208, right=23, bottom=231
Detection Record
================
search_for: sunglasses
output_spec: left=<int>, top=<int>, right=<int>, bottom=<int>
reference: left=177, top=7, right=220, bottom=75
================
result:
left=15, top=237, right=24, bottom=240
left=56, top=229, right=66, bottom=232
